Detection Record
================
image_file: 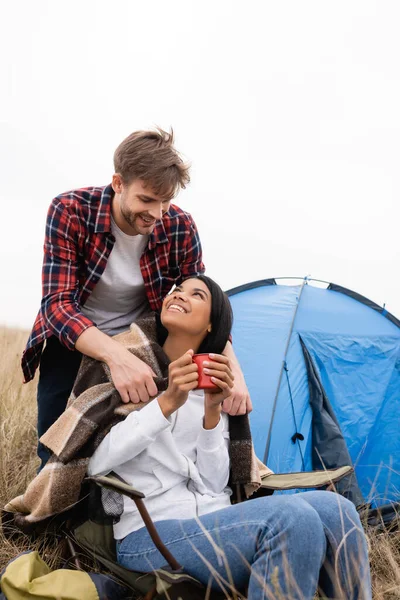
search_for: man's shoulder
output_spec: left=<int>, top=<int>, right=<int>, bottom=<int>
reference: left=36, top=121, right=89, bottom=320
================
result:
left=52, top=185, right=107, bottom=211
left=164, top=203, right=196, bottom=227
left=48, top=185, right=112, bottom=233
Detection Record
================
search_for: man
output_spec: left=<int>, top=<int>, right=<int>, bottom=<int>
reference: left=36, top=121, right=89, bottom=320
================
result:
left=22, top=128, right=251, bottom=469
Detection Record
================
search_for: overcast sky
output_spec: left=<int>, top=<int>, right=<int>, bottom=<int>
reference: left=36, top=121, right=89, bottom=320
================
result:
left=1, top=0, right=399, bottom=330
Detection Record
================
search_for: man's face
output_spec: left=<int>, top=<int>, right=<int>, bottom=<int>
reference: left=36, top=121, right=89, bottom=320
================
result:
left=112, top=175, right=172, bottom=235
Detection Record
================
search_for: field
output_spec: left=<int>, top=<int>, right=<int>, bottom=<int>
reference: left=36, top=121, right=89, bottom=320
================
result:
left=1, top=326, right=400, bottom=598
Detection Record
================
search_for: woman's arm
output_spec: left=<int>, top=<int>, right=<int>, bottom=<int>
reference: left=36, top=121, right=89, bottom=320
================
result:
left=196, top=416, right=230, bottom=493
left=88, top=399, right=171, bottom=476
left=88, top=350, right=199, bottom=476
left=194, top=354, right=233, bottom=493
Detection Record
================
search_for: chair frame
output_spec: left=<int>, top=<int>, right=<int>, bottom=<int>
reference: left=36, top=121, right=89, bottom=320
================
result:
left=67, top=466, right=353, bottom=599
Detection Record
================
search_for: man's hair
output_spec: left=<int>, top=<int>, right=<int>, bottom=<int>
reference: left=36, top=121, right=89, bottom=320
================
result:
left=113, top=127, right=190, bottom=198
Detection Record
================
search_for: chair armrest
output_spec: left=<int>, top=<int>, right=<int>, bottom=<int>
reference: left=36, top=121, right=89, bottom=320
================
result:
left=86, top=475, right=182, bottom=571
left=260, top=465, right=353, bottom=491
left=86, top=475, right=145, bottom=499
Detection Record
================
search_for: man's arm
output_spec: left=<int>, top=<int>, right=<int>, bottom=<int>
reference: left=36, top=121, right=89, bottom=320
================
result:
left=221, top=341, right=253, bottom=416
left=41, top=198, right=95, bottom=349
left=176, top=215, right=250, bottom=415
left=42, top=199, right=157, bottom=403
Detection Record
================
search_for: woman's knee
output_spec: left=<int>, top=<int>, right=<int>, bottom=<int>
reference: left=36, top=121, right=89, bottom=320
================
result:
left=301, top=491, right=361, bottom=524
left=256, top=495, right=326, bottom=545
left=299, top=491, right=365, bottom=546
left=284, top=496, right=326, bottom=533
left=252, top=496, right=328, bottom=579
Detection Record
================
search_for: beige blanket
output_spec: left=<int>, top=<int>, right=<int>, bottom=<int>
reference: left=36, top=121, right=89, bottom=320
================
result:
left=5, top=314, right=271, bottom=528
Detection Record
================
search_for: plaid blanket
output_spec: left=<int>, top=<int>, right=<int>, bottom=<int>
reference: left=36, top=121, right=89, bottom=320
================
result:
left=5, top=314, right=271, bottom=528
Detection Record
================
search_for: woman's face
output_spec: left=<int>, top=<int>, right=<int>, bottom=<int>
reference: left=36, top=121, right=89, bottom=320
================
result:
left=160, top=278, right=212, bottom=338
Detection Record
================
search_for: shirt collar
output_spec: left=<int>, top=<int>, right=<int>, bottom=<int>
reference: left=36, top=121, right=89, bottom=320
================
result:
left=148, top=217, right=168, bottom=248
left=94, top=184, right=169, bottom=246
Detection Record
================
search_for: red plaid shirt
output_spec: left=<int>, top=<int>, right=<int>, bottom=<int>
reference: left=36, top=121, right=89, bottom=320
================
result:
left=22, top=184, right=205, bottom=383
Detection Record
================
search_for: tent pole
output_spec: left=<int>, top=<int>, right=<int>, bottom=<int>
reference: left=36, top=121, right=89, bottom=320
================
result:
left=263, top=276, right=308, bottom=464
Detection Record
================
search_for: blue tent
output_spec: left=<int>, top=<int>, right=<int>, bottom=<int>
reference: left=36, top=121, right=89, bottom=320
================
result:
left=227, top=278, right=400, bottom=508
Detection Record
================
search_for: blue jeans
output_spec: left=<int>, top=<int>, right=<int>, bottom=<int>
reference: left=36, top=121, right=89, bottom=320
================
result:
left=117, top=491, right=371, bottom=600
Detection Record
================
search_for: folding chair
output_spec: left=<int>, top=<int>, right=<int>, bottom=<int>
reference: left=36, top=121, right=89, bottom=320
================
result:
left=70, top=466, right=353, bottom=600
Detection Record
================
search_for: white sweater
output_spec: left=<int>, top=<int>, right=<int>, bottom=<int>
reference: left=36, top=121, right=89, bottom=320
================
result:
left=88, top=390, right=232, bottom=540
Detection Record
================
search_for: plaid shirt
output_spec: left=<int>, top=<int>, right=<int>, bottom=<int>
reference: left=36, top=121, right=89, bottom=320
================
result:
left=22, top=184, right=205, bottom=383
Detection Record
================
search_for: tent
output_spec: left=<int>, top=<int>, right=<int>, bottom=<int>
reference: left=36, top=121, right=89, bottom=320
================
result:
left=227, top=277, right=400, bottom=509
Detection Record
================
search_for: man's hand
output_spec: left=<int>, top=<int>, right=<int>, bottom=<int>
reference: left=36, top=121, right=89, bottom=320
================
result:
left=158, top=350, right=199, bottom=418
left=221, top=377, right=252, bottom=416
left=108, top=349, right=158, bottom=404
left=220, top=342, right=253, bottom=416
left=75, top=326, right=158, bottom=404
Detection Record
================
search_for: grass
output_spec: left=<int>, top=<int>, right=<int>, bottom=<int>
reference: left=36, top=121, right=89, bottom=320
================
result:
left=0, top=327, right=65, bottom=571
left=0, top=326, right=400, bottom=598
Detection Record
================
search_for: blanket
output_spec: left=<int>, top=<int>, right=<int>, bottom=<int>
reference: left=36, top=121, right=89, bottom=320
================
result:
left=5, top=314, right=271, bottom=528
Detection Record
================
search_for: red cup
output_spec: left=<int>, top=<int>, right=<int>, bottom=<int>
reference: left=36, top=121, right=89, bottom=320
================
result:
left=192, top=353, right=219, bottom=392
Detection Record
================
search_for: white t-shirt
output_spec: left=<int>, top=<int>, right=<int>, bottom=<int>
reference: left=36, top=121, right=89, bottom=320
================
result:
left=82, top=216, right=150, bottom=336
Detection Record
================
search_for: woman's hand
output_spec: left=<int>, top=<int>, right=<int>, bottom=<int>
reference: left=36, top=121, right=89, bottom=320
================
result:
left=203, top=354, right=234, bottom=429
left=158, top=350, right=199, bottom=418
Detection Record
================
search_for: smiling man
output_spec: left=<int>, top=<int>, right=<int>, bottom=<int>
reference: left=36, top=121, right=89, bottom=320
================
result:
left=22, top=128, right=251, bottom=469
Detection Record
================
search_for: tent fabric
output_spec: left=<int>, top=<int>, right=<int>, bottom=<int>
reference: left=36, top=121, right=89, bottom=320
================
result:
left=227, top=279, right=400, bottom=508
left=327, top=283, right=400, bottom=329
left=299, top=337, right=364, bottom=507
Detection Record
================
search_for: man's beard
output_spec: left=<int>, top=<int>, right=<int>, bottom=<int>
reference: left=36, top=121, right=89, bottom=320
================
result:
left=121, top=206, right=137, bottom=229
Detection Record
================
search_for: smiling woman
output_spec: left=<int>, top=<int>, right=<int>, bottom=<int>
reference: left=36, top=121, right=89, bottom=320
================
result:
left=88, top=274, right=372, bottom=600
left=160, top=276, right=234, bottom=358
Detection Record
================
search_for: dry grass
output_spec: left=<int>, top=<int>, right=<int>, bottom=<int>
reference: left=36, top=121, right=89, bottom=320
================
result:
left=0, top=326, right=400, bottom=598
left=0, top=327, right=64, bottom=570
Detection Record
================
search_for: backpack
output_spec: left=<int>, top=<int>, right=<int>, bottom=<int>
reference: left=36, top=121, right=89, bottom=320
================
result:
left=0, top=551, right=131, bottom=600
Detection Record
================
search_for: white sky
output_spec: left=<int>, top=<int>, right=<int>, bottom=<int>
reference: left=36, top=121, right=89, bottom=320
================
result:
left=1, top=0, right=399, bottom=329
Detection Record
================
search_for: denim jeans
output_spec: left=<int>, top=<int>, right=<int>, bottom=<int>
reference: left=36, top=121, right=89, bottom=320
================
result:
left=117, top=491, right=372, bottom=600
left=37, top=336, right=82, bottom=470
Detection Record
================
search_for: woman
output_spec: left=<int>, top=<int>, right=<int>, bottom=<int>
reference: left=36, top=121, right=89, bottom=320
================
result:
left=88, top=275, right=372, bottom=600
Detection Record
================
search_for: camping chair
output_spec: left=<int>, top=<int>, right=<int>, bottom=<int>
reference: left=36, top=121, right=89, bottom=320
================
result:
left=67, top=466, right=353, bottom=600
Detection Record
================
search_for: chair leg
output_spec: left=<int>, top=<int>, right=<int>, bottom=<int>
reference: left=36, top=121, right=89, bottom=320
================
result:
left=143, top=584, right=158, bottom=600
left=131, top=496, right=182, bottom=572
left=65, top=535, right=82, bottom=570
